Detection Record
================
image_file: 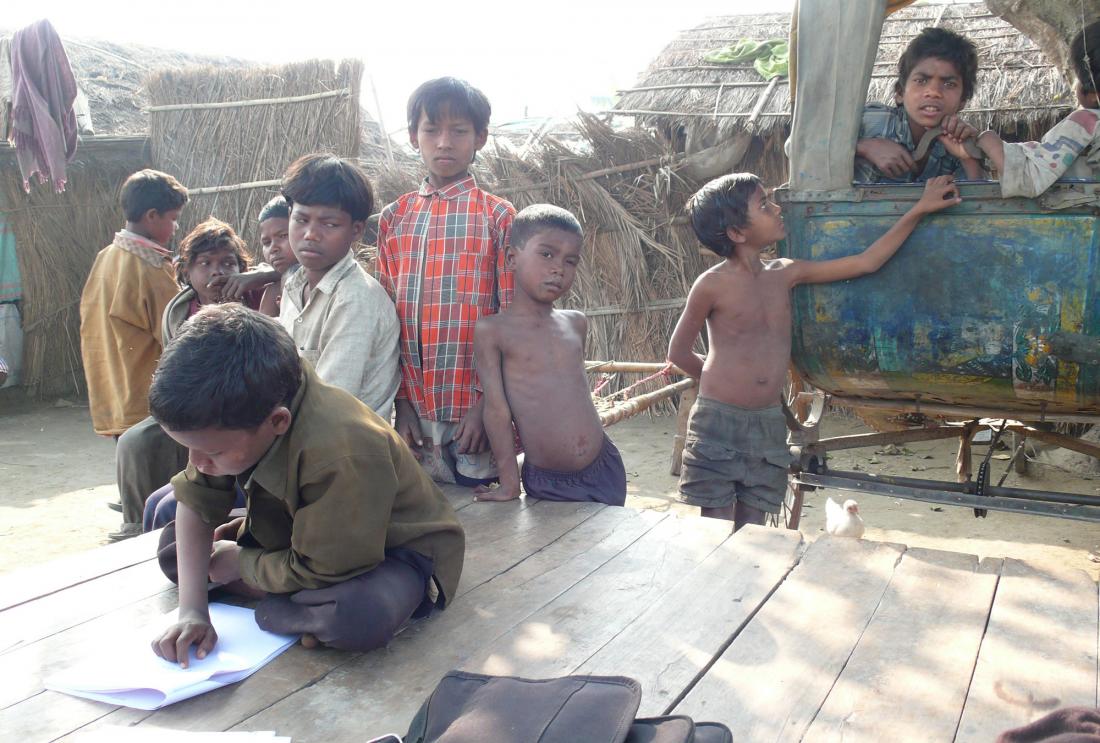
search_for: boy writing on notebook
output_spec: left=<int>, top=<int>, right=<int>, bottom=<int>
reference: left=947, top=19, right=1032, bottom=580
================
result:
left=669, top=173, right=959, bottom=529
left=149, top=305, right=464, bottom=659
left=475, top=204, right=626, bottom=505
left=376, top=77, right=515, bottom=488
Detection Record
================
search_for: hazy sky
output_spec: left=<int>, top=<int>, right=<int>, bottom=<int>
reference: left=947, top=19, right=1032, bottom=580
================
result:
left=6, top=0, right=795, bottom=134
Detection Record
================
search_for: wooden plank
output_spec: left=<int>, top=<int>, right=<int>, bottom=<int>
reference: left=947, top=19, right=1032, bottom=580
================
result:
left=801, top=549, right=1002, bottom=743
left=0, top=559, right=176, bottom=654
left=575, top=524, right=804, bottom=714
left=0, top=530, right=162, bottom=613
left=460, top=512, right=735, bottom=681
left=673, top=536, right=905, bottom=740
left=224, top=507, right=665, bottom=741
left=42, top=501, right=621, bottom=742
left=955, top=559, right=1099, bottom=741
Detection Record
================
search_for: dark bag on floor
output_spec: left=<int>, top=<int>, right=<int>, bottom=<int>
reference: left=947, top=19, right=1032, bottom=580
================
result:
left=404, top=671, right=732, bottom=743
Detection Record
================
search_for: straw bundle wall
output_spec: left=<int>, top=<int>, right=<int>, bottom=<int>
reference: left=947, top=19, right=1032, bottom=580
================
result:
left=0, top=137, right=151, bottom=397
left=146, top=59, right=362, bottom=256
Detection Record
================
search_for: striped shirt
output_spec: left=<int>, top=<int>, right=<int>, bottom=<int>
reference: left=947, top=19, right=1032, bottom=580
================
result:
left=854, top=103, right=968, bottom=184
left=376, top=176, right=515, bottom=423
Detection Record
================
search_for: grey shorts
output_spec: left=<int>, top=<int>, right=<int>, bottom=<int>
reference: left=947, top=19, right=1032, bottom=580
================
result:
left=677, top=397, right=793, bottom=514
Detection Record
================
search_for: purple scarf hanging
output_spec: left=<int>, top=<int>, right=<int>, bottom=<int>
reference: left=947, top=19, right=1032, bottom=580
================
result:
left=9, top=19, right=78, bottom=193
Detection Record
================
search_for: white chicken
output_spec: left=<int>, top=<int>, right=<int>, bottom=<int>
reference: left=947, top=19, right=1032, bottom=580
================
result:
left=825, top=497, right=865, bottom=538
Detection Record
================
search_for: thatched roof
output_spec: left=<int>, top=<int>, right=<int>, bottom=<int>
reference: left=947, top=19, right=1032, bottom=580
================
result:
left=614, top=1, right=1073, bottom=142
left=0, top=29, right=250, bottom=135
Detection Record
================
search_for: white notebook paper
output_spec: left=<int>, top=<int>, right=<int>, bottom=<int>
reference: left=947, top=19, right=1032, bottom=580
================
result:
left=46, top=603, right=298, bottom=710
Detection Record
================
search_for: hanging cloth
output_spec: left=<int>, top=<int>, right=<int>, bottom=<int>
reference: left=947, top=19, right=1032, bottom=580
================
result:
left=9, top=19, right=78, bottom=193
left=704, top=39, right=790, bottom=80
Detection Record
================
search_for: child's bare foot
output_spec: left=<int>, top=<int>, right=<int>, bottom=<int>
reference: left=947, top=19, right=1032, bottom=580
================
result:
left=474, top=483, right=521, bottom=502
left=301, top=633, right=319, bottom=649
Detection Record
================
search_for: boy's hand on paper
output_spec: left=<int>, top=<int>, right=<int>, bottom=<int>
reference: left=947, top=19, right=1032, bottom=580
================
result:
left=857, top=138, right=915, bottom=178
left=914, top=175, right=961, bottom=214
left=208, top=540, right=242, bottom=585
left=152, top=612, right=217, bottom=669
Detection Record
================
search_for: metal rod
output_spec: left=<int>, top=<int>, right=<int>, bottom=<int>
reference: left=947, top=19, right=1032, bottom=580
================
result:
left=808, top=468, right=1100, bottom=507
left=795, top=472, right=1100, bottom=523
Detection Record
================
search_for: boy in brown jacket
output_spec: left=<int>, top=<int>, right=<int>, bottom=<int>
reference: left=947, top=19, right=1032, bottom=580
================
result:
left=79, top=169, right=187, bottom=436
left=149, top=305, right=464, bottom=659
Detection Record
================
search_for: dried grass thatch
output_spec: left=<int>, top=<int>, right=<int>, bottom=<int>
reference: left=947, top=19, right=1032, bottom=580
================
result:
left=615, top=1, right=1074, bottom=160
left=145, top=59, right=364, bottom=255
left=0, top=137, right=151, bottom=397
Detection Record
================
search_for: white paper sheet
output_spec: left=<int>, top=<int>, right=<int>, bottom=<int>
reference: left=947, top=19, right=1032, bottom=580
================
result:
left=46, top=603, right=298, bottom=710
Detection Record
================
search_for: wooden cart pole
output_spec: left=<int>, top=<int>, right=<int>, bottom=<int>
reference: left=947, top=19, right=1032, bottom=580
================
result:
left=670, top=385, right=698, bottom=476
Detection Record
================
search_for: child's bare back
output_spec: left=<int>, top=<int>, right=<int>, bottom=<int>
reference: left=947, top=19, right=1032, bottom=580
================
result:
left=477, top=308, right=603, bottom=471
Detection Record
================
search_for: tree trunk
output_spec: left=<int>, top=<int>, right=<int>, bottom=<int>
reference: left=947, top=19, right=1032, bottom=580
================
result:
left=985, top=0, right=1100, bottom=87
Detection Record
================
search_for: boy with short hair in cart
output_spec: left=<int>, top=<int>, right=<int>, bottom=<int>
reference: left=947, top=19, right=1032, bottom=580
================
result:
left=475, top=204, right=627, bottom=505
left=149, top=305, right=464, bottom=659
left=669, top=173, right=960, bottom=529
left=855, top=27, right=984, bottom=183
left=376, top=77, right=515, bottom=488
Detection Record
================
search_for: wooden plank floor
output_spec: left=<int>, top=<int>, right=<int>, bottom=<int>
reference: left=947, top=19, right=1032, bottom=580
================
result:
left=3, top=488, right=1097, bottom=743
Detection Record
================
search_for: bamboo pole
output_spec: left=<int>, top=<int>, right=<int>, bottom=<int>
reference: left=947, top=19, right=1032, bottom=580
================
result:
left=600, top=378, right=697, bottom=427
left=146, top=88, right=349, bottom=113
left=494, top=154, right=681, bottom=196
left=368, top=74, right=394, bottom=167
left=583, top=297, right=687, bottom=317
left=605, top=109, right=788, bottom=119
left=186, top=179, right=282, bottom=196
left=585, top=360, right=687, bottom=375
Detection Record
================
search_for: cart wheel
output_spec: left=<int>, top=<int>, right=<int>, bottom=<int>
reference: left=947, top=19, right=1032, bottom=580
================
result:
left=768, top=480, right=805, bottom=530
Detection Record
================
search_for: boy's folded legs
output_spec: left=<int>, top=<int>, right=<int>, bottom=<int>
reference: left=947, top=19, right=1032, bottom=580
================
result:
left=254, top=556, right=428, bottom=652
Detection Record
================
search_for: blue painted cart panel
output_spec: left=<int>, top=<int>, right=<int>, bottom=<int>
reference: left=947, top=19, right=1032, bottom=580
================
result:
left=776, top=182, right=1100, bottom=415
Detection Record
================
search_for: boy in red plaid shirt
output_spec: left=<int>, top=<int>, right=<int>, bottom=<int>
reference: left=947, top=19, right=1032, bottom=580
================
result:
left=376, top=77, right=515, bottom=488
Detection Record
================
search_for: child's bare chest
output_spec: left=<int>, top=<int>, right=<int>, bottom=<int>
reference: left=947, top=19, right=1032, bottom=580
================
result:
left=711, top=275, right=791, bottom=334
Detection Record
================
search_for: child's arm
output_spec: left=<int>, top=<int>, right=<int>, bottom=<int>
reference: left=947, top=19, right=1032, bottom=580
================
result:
left=473, top=318, right=521, bottom=501
left=981, top=110, right=1099, bottom=198
left=856, top=138, right=917, bottom=180
left=151, top=502, right=217, bottom=668
left=376, top=206, right=424, bottom=452
left=787, top=176, right=960, bottom=287
left=975, top=130, right=1006, bottom=174
left=668, top=276, right=716, bottom=379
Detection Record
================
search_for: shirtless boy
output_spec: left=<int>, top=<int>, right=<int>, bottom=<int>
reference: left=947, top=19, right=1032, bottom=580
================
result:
left=475, top=204, right=626, bottom=505
left=669, top=173, right=960, bottom=528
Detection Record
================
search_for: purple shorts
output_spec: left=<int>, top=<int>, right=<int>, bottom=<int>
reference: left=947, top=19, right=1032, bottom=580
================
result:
left=521, top=435, right=627, bottom=506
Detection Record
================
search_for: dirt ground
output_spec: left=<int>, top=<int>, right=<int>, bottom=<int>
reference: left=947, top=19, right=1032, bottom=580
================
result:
left=2, top=395, right=1098, bottom=579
